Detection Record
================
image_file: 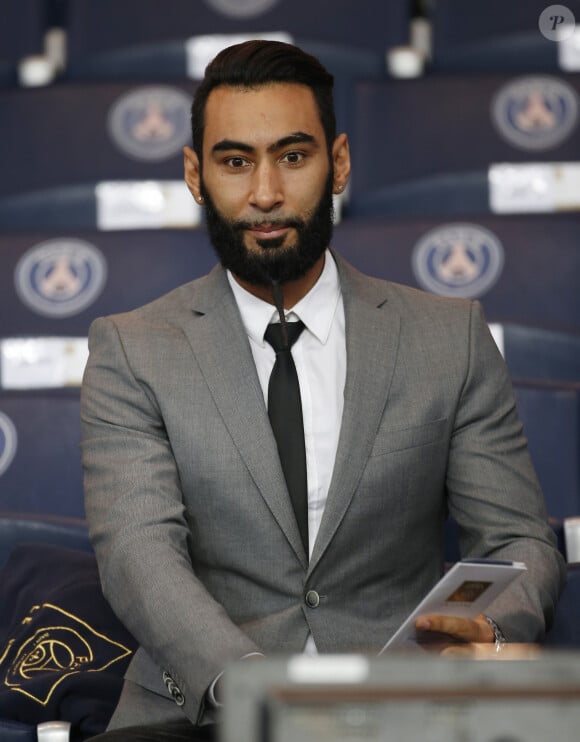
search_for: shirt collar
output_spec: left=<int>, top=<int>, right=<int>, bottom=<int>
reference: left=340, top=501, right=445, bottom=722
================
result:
left=227, top=249, right=341, bottom=347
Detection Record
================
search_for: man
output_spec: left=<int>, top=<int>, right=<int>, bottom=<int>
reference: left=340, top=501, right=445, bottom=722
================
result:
left=81, top=40, right=565, bottom=741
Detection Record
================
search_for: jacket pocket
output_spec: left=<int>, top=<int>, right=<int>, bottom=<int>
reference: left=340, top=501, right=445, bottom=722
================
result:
left=370, top=417, right=448, bottom=457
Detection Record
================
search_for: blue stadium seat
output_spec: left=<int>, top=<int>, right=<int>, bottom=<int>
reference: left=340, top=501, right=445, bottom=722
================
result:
left=63, top=0, right=407, bottom=79
left=0, top=512, right=91, bottom=569
left=0, top=81, right=198, bottom=229
left=0, top=228, right=217, bottom=338
left=347, top=73, right=580, bottom=218
left=331, top=214, right=580, bottom=333
left=60, top=0, right=409, bottom=133
left=429, top=0, right=580, bottom=73
left=544, top=563, right=580, bottom=647
left=513, top=380, right=580, bottom=520
left=499, top=324, right=580, bottom=384
left=0, top=0, right=46, bottom=87
left=0, top=389, right=84, bottom=518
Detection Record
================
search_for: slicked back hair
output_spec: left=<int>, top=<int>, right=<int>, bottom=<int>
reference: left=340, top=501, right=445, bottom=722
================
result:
left=191, top=40, right=336, bottom=163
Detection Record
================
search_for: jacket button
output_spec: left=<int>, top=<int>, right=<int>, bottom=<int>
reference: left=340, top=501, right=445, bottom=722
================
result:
left=305, top=590, right=320, bottom=608
left=163, top=671, right=185, bottom=707
left=172, top=688, right=185, bottom=707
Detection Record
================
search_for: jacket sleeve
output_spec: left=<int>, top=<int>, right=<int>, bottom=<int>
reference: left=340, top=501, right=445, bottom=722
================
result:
left=81, top=315, right=261, bottom=724
left=446, top=301, right=566, bottom=641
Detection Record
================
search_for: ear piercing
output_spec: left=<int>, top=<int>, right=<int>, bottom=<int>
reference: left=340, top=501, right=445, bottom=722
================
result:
left=334, top=183, right=345, bottom=193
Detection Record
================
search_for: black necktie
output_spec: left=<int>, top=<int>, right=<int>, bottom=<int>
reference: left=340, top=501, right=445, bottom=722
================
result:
left=264, top=320, right=308, bottom=553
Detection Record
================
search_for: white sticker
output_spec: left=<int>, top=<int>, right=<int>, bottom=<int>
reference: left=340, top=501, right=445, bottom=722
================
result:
left=287, top=655, right=369, bottom=684
left=559, top=26, right=580, bottom=70
left=489, top=162, right=580, bottom=213
left=185, top=32, right=293, bottom=79
left=96, top=181, right=201, bottom=230
left=1, top=337, right=88, bottom=389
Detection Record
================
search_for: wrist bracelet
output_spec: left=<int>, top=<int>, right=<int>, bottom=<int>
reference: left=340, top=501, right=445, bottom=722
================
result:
left=485, top=616, right=506, bottom=653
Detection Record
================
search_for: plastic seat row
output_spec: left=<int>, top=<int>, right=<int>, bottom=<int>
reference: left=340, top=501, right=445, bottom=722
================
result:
left=1, top=69, right=580, bottom=229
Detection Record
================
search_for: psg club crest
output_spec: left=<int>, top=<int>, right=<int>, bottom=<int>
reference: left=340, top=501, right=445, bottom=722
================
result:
left=108, top=86, right=192, bottom=161
left=491, top=75, right=579, bottom=151
left=412, top=223, right=504, bottom=299
left=14, top=239, right=107, bottom=318
left=204, top=0, right=281, bottom=17
left=3, top=603, right=133, bottom=706
left=0, top=411, right=17, bottom=478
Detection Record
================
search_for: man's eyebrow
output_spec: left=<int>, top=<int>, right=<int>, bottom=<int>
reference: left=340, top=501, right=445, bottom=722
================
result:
left=211, top=132, right=317, bottom=156
left=267, top=132, right=317, bottom=152
left=211, top=139, right=254, bottom=154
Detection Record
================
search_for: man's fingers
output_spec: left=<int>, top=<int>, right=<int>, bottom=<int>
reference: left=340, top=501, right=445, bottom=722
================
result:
left=415, top=614, right=492, bottom=643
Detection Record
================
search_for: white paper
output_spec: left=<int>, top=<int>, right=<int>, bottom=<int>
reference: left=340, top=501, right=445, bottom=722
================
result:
left=380, top=559, right=527, bottom=651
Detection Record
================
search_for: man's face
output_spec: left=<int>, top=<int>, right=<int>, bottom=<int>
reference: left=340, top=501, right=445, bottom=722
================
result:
left=187, top=83, right=339, bottom=286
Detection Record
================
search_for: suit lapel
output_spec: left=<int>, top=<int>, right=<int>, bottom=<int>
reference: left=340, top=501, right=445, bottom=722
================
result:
left=309, top=255, right=401, bottom=571
left=181, top=265, right=308, bottom=566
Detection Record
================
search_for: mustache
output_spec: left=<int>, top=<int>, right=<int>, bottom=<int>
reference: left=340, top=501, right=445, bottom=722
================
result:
left=230, top=217, right=304, bottom=231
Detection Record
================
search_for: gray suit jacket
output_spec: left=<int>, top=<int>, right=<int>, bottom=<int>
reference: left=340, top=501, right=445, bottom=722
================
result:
left=81, top=252, right=565, bottom=726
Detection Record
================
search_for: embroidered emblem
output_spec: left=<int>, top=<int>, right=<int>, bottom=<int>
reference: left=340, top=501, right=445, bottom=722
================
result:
left=1, top=603, right=132, bottom=706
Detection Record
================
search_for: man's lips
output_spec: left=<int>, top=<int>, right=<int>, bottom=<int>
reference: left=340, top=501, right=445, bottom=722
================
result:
left=247, top=224, right=290, bottom=240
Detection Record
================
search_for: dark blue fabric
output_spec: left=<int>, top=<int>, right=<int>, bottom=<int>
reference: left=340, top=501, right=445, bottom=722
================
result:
left=544, top=564, right=580, bottom=646
left=332, top=215, right=580, bottom=333
left=0, top=229, right=217, bottom=336
left=0, top=544, right=138, bottom=741
left=0, top=390, right=84, bottom=518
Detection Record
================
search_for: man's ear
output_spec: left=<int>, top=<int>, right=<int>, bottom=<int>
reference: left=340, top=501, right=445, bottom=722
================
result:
left=183, top=146, right=204, bottom=204
left=331, top=133, right=351, bottom=194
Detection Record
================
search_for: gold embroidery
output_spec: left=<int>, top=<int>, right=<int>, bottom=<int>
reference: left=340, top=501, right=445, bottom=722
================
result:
left=1, top=603, right=132, bottom=706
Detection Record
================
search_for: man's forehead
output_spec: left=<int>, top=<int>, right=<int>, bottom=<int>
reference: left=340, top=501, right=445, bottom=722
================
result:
left=204, top=82, right=321, bottom=134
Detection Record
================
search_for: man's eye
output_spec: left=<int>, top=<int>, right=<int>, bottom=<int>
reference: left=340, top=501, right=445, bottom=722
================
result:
left=283, top=151, right=304, bottom=165
left=226, top=157, right=248, bottom=168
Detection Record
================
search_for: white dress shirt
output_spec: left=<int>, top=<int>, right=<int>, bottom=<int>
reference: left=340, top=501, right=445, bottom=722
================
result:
left=227, top=250, right=346, bottom=561
left=207, top=252, right=345, bottom=706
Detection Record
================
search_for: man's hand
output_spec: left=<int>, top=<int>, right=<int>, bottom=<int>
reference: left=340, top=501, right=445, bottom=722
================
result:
left=414, top=613, right=494, bottom=654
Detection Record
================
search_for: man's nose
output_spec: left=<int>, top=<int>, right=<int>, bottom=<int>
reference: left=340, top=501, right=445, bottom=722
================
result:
left=249, top=161, right=283, bottom=211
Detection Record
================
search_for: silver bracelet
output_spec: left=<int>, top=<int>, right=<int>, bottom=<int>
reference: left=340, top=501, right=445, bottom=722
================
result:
left=485, top=615, right=506, bottom=653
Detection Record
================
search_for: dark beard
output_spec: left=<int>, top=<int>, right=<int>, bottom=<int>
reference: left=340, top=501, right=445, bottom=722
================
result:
left=200, top=174, right=335, bottom=286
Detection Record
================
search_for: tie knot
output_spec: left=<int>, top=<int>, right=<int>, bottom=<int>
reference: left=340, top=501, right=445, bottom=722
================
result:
left=264, top=320, right=305, bottom=352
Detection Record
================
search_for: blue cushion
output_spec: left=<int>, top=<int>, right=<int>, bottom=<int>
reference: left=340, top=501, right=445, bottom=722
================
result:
left=0, top=544, right=138, bottom=738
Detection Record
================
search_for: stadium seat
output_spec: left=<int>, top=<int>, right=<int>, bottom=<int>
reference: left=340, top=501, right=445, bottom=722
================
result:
left=513, top=379, right=580, bottom=520
left=0, top=228, right=217, bottom=342
left=494, top=323, right=580, bottom=384
left=0, top=389, right=84, bottom=518
left=0, top=0, right=46, bottom=87
left=429, top=0, right=580, bottom=73
left=0, top=512, right=91, bottom=569
left=332, top=214, right=580, bottom=333
left=544, top=563, right=580, bottom=647
left=347, top=72, right=580, bottom=217
left=60, top=0, right=410, bottom=133
left=63, top=0, right=408, bottom=79
left=0, top=81, right=201, bottom=230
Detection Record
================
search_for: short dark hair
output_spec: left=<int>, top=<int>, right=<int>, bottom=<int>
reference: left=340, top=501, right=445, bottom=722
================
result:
left=191, top=40, right=336, bottom=162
